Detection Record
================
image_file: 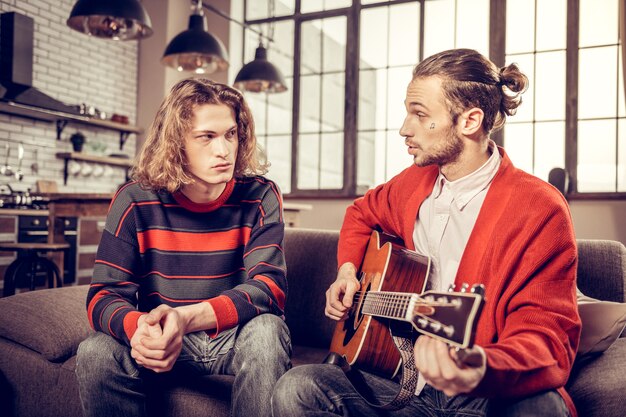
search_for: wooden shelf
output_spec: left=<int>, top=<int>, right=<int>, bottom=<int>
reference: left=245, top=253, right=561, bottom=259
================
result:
left=0, top=100, right=142, bottom=149
left=56, top=152, right=133, bottom=167
left=56, top=152, right=133, bottom=185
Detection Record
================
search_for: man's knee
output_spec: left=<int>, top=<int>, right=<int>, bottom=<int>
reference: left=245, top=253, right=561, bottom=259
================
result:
left=272, top=366, right=312, bottom=413
left=236, top=314, right=291, bottom=357
left=76, top=333, right=138, bottom=379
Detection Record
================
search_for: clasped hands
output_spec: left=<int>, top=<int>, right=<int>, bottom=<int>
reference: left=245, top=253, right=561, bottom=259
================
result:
left=325, top=262, right=487, bottom=396
left=130, top=304, right=185, bottom=373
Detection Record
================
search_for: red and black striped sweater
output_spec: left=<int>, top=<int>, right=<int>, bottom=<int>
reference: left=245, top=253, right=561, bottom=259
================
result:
left=86, top=176, right=286, bottom=346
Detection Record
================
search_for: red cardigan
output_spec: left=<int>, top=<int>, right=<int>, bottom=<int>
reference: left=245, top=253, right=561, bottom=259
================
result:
left=338, top=147, right=581, bottom=416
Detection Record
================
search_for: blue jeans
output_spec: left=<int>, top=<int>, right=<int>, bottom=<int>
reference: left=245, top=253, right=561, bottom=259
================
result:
left=76, top=314, right=291, bottom=417
left=271, top=364, right=569, bottom=417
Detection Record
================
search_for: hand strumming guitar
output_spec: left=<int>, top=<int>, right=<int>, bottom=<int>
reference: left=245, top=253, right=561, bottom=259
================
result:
left=414, top=336, right=487, bottom=397
left=325, top=262, right=361, bottom=321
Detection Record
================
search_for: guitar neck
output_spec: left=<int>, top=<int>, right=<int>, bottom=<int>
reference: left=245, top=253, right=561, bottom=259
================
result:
left=361, top=291, right=418, bottom=322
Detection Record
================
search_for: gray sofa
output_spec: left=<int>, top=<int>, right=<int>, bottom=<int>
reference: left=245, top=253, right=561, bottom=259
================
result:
left=0, top=228, right=625, bottom=417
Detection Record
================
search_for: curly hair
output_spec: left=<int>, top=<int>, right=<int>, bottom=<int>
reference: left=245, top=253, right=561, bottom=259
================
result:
left=412, top=48, right=529, bottom=134
left=131, top=78, right=268, bottom=193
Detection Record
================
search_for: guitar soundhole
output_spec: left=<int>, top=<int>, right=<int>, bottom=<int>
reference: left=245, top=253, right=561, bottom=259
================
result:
left=341, top=281, right=370, bottom=346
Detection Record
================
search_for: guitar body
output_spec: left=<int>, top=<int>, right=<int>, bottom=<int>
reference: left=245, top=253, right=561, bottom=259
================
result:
left=329, top=231, right=430, bottom=378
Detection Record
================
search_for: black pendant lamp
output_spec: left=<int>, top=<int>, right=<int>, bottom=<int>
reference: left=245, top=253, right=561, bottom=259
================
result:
left=234, top=43, right=287, bottom=93
left=66, top=0, right=153, bottom=41
left=162, top=0, right=229, bottom=74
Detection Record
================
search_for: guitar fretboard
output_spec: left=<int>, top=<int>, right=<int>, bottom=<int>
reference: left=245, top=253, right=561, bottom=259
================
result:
left=361, top=291, right=417, bottom=321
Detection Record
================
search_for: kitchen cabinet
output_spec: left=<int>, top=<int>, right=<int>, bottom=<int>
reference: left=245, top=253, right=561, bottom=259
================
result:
left=0, top=215, right=17, bottom=293
left=0, top=101, right=142, bottom=150
left=76, top=217, right=105, bottom=286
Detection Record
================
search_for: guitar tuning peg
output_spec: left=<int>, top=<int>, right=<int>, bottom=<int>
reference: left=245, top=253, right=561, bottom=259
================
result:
left=471, top=284, right=485, bottom=296
left=447, top=284, right=456, bottom=292
left=460, top=283, right=469, bottom=293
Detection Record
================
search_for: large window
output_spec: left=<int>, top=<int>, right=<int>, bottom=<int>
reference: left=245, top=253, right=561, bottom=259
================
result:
left=237, top=0, right=625, bottom=199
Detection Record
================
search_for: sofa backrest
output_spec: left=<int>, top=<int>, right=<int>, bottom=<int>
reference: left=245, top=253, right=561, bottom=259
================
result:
left=576, top=239, right=626, bottom=303
left=282, top=230, right=626, bottom=349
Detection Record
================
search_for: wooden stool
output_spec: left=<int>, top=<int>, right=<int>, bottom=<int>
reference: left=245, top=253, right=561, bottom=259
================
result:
left=0, top=242, right=70, bottom=297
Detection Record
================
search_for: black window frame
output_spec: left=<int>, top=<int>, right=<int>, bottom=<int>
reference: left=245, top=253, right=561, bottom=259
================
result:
left=241, top=0, right=626, bottom=200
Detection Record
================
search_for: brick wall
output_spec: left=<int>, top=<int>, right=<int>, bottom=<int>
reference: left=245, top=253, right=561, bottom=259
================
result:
left=0, top=0, right=139, bottom=194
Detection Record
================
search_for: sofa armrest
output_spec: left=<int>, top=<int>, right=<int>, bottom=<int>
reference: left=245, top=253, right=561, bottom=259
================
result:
left=576, top=239, right=626, bottom=303
left=0, top=285, right=93, bottom=362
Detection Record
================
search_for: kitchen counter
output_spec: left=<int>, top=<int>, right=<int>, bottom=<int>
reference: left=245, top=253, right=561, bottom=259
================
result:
left=0, top=208, right=50, bottom=216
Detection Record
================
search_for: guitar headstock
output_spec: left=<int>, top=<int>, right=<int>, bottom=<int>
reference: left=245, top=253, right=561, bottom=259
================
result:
left=410, top=284, right=485, bottom=348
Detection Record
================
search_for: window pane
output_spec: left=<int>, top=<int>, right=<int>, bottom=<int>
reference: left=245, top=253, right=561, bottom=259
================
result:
left=385, top=130, right=410, bottom=180
left=505, top=54, right=535, bottom=123
left=386, top=66, right=413, bottom=129
left=358, top=69, right=386, bottom=131
left=617, top=47, right=626, bottom=117
left=456, top=0, right=489, bottom=55
left=360, top=7, right=389, bottom=69
left=267, top=78, right=293, bottom=135
left=579, top=0, right=618, bottom=48
left=301, top=21, right=321, bottom=75
left=373, top=130, right=387, bottom=185
left=503, top=123, right=534, bottom=173
left=578, top=120, right=617, bottom=192
left=269, top=21, right=295, bottom=77
left=534, top=122, right=565, bottom=181
left=578, top=46, right=618, bottom=119
left=320, top=132, right=344, bottom=189
left=266, top=135, right=292, bottom=194
left=321, top=17, right=347, bottom=73
left=506, top=0, right=535, bottom=54
left=536, top=0, right=567, bottom=51
left=535, top=51, right=566, bottom=121
left=299, top=74, right=320, bottom=133
left=301, top=0, right=351, bottom=14
left=298, top=133, right=320, bottom=189
left=617, top=119, right=626, bottom=193
left=424, top=0, right=455, bottom=58
left=388, top=2, right=419, bottom=67
left=247, top=95, right=267, bottom=135
left=246, top=0, right=295, bottom=20
left=322, top=73, right=345, bottom=132
left=358, top=131, right=376, bottom=188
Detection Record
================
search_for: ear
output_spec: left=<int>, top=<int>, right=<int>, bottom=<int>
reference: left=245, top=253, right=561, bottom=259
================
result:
left=457, top=107, right=484, bottom=136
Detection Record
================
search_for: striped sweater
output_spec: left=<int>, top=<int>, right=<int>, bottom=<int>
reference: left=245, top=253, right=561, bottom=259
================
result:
left=86, top=176, right=286, bottom=346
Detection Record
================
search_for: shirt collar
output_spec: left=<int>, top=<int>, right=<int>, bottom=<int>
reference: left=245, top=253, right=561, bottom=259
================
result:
left=432, top=140, right=501, bottom=210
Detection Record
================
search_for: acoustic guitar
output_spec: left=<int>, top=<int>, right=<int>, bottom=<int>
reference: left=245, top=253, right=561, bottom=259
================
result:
left=326, top=231, right=485, bottom=409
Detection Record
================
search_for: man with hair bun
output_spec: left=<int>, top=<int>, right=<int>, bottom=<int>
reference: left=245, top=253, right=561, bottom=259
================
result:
left=272, top=49, right=580, bottom=417
left=76, top=78, right=290, bottom=417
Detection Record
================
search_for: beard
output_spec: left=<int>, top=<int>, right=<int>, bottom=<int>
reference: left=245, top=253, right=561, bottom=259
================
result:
left=413, top=127, right=464, bottom=167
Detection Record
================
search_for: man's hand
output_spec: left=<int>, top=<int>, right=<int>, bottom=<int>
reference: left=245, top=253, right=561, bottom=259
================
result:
left=130, top=305, right=185, bottom=373
left=414, top=336, right=486, bottom=396
left=325, top=262, right=361, bottom=321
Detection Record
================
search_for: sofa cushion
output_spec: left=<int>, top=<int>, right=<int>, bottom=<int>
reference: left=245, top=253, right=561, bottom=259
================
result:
left=284, top=228, right=339, bottom=349
left=576, top=289, right=626, bottom=357
left=0, top=285, right=93, bottom=362
left=567, top=337, right=626, bottom=416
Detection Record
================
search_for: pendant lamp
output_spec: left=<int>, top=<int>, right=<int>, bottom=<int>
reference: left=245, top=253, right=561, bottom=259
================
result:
left=66, top=0, right=153, bottom=40
left=234, top=42, right=287, bottom=93
left=161, top=0, right=229, bottom=74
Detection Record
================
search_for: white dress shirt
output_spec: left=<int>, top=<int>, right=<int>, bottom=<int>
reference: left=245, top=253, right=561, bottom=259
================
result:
left=412, top=140, right=501, bottom=394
